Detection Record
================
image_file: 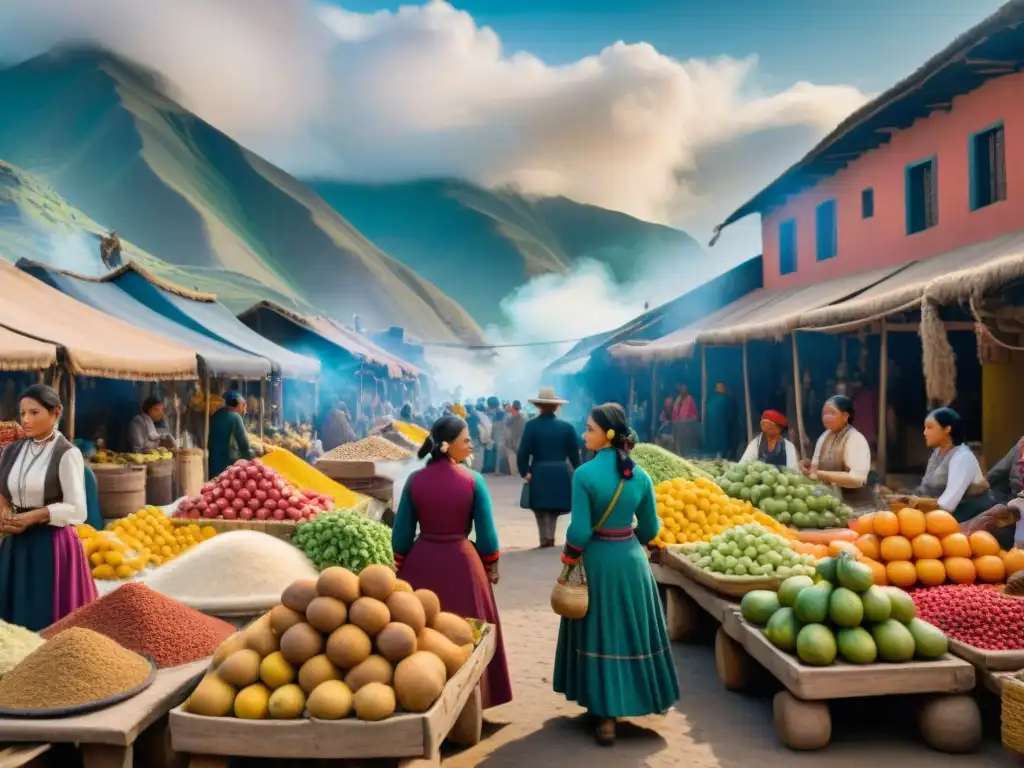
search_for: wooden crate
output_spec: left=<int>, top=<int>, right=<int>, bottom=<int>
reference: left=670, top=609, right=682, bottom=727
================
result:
left=661, top=547, right=784, bottom=598
left=314, top=459, right=378, bottom=481
left=170, top=626, right=497, bottom=765
left=0, top=659, right=206, bottom=768
left=948, top=638, right=1024, bottom=672
left=720, top=610, right=975, bottom=700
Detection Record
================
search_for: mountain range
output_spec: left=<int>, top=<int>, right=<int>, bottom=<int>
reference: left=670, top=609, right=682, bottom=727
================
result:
left=0, top=47, right=703, bottom=342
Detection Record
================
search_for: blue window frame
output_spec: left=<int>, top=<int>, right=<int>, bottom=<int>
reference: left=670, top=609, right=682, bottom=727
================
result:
left=969, top=122, right=1006, bottom=211
left=905, top=156, right=938, bottom=235
left=815, top=199, right=837, bottom=261
left=861, top=188, right=874, bottom=219
left=779, top=219, right=797, bottom=275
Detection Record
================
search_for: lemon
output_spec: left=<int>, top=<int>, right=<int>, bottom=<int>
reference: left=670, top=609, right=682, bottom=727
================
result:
left=93, top=564, right=116, bottom=580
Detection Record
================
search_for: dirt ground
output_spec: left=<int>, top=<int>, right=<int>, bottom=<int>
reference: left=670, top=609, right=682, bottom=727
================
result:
left=442, top=475, right=1016, bottom=767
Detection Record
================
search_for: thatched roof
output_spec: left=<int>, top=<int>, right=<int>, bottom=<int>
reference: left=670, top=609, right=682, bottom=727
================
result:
left=712, top=0, right=1024, bottom=240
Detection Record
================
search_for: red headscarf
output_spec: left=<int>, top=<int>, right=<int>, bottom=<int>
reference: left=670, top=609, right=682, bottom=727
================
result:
left=761, top=410, right=788, bottom=428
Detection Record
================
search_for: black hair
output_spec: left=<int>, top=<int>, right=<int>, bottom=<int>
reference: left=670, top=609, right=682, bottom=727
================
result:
left=223, top=391, right=243, bottom=409
left=19, top=383, right=61, bottom=413
left=418, top=415, right=468, bottom=462
left=400, top=403, right=413, bottom=420
left=589, top=403, right=636, bottom=480
left=142, top=396, right=163, bottom=414
left=512, top=400, right=521, bottom=410
left=824, top=394, right=855, bottom=424
left=928, top=406, right=966, bottom=446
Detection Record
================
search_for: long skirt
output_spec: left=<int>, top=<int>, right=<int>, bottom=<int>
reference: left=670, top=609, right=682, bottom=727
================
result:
left=397, top=533, right=512, bottom=709
left=554, top=537, right=680, bottom=718
left=0, top=523, right=97, bottom=631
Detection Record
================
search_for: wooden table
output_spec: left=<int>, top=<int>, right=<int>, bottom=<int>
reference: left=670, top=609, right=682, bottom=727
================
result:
left=650, top=562, right=740, bottom=643
left=0, top=660, right=207, bottom=768
left=0, top=745, right=49, bottom=768
left=719, top=611, right=980, bottom=753
left=170, top=627, right=497, bottom=767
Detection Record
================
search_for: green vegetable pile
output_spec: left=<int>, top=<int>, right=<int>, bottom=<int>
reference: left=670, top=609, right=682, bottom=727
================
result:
left=630, top=443, right=714, bottom=485
left=291, top=509, right=394, bottom=573
left=714, top=461, right=853, bottom=529
left=681, top=523, right=816, bottom=578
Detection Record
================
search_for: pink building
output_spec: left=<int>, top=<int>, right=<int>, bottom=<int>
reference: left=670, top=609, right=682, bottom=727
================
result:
left=715, top=2, right=1024, bottom=292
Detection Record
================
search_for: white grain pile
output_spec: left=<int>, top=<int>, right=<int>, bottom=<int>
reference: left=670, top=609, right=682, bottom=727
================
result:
left=0, top=619, right=44, bottom=680
left=141, top=531, right=318, bottom=613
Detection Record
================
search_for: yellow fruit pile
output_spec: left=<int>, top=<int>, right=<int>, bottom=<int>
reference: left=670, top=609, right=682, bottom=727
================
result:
left=393, top=420, right=428, bottom=445
left=77, top=508, right=217, bottom=580
left=650, top=476, right=794, bottom=547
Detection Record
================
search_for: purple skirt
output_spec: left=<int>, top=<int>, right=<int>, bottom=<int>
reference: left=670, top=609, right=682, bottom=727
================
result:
left=52, top=525, right=98, bottom=621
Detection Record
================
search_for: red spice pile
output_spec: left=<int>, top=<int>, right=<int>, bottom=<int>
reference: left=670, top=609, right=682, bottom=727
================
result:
left=41, top=583, right=235, bottom=668
left=911, top=584, right=1024, bottom=651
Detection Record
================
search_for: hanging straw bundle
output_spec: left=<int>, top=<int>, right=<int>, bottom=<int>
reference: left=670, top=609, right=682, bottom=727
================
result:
left=919, top=299, right=957, bottom=406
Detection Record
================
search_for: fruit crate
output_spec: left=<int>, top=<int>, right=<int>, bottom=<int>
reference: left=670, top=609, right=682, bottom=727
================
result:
left=947, top=638, right=1024, bottom=672
left=170, top=517, right=298, bottom=542
left=661, top=546, right=785, bottom=598
left=168, top=625, right=497, bottom=766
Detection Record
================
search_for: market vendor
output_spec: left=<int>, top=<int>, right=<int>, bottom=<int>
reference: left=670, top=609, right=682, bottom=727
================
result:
left=800, top=395, right=874, bottom=508
left=986, top=435, right=1024, bottom=503
left=128, top=396, right=177, bottom=454
left=739, top=410, right=798, bottom=469
left=208, top=392, right=258, bottom=478
left=913, top=407, right=996, bottom=523
left=0, top=384, right=97, bottom=630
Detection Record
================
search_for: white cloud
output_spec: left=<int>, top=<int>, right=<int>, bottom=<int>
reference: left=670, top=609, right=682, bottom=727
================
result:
left=0, top=0, right=868, bottom=243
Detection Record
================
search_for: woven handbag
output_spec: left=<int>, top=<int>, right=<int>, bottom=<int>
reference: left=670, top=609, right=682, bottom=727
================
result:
left=550, top=479, right=624, bottom=620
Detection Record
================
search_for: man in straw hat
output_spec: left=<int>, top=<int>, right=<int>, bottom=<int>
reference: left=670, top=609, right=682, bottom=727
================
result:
left=516, top=387, right=581, bottom=548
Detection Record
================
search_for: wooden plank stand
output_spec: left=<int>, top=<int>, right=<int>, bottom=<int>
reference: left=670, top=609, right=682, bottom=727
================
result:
left=170, top=627, right=497, bottom=767
left=650, top=562, right=740, bottom=644
left=718, top=611, right=981, bottom=753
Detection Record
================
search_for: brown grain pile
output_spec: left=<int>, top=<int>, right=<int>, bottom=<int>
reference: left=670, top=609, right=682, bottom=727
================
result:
left=322, top=436, right=412, bottom=462
left=42, top=583, right=235, bottom=668
left=0, top=627, right=151, bottom=711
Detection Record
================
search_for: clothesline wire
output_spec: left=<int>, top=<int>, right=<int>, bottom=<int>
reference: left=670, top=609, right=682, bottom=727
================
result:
left=419, top=337, right=593, bottom=350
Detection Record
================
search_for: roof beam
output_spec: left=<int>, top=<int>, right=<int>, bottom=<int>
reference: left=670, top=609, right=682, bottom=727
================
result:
left=964, top=58, right=1020, bottom=66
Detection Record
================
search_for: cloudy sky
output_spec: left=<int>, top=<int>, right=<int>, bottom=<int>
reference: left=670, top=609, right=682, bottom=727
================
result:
left=0, top=0, right=1005, bottom=263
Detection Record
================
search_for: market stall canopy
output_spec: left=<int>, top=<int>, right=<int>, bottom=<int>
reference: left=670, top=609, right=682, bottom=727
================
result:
left=104, top=266, right=321, bottom=381
left=17, top=261, right=269, bottom=379
left=238, top=301, right=421, bottom=380
left=0, top=261, right=196, bottom=380
left=610, top=265, right=903, bottom=362
left=792, top=229, right=1024, bottom=331
left=0, top=326, right=58, bottom=371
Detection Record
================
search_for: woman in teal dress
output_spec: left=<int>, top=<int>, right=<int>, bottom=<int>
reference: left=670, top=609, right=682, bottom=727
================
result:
left=554, top=403, right=680, bottom=746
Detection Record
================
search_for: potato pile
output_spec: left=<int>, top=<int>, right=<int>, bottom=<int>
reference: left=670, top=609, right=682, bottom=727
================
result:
left=185, top=565, right=477, bottom=722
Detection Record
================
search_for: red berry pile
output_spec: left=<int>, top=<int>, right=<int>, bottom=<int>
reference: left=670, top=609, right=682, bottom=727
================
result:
left=911, top=584, right=1024, bottom=650
left=174, top=459, right=331, bottom=523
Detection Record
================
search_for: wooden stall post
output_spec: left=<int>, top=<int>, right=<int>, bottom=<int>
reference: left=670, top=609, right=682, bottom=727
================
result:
left=791, top=334, right=807, bottom=460
left=627, top=374, right=636, bottom=412
left=700, top=344, right=708, bottom=422
left=66, top=373, right=76, bottom=440
left=877, top=323, right=889, bottom=479
left=649, top=362, right=659, bottom=438
left=259, top=378, right=267, bottom=439
left=742, top=341, right=753, bottom=443
left=203, top=374, right=211, bottom=480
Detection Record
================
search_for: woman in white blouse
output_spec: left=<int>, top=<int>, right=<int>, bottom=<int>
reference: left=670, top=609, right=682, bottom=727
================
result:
left=915, top=407, right=997, bottom=526
left=800, top=395, right=874, bottom=509
left=0, top=384, right=96, bottom=630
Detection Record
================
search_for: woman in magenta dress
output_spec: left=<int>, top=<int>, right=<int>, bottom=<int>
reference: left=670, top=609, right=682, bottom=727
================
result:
left=392, top=415, right=512, bottom=709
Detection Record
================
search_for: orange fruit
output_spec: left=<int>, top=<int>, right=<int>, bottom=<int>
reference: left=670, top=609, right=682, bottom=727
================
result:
left=944, top=556, right=977, bottom=584
left=897, top=508, right=927, bottom=539
left=873, top=510, right=900, bottom=537
left=861, top=556, right=888, bottom=586
left=911, top=533, right=943, bottom=560
left=974, top=555, right=1006, bottom=583
left=915, top=558, right=946, bottom=586
left=880, top=535, right=913, bottom=562
left=941, top=532, right=972, bottom=558
left=853, top=513, right=876, bottom=536
left=886, top=560, right=918, bottom=588
left=969, top=531, right=1001, bottom=558
left=1003, top=548, right=1024, bottom=576
left=829, top=540, right=861, bottom=559
left=855, top=533, right=881, bottom=561
left=925, top=510, right=959, bottom=537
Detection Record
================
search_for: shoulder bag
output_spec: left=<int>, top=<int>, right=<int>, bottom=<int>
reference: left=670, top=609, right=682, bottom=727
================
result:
left=550, top=479, right=625, bottom=620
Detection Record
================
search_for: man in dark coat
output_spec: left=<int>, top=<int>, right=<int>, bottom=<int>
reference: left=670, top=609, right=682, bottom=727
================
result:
left=516, top=387, right=581, bottom=548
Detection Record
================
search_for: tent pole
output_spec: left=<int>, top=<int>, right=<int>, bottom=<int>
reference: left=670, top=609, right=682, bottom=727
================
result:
left=627, top=374, right=636, bottom=412
left=742, top=341, right=754, bottom=443
left=791, top=334, right=807, bottom=460
left=877, top=323, right=889, bottom=481
left=66, top=371, right=76, bottom=441
left=260, top=378, right=267, bottom=440
left=700, top=345, right=708, bottom=422
left=649, top=362, right=658, bottom=438
left=203, top=373, right=211, bottom=480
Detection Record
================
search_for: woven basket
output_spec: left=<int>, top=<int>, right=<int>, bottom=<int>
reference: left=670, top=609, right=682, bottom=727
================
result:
left=551, top=563, right=588, bottom=619
left=1001, top=674, right=1024, bottom=754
